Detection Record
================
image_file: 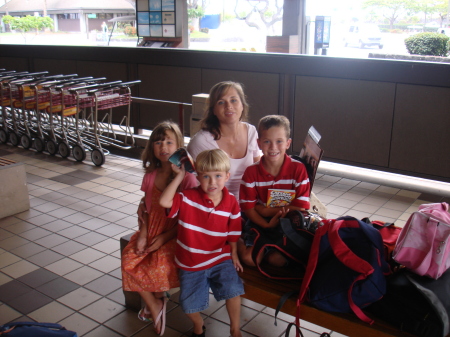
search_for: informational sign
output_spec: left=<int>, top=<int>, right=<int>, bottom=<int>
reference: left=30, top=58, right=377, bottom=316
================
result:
left=137, top=0, right=176, bottom=37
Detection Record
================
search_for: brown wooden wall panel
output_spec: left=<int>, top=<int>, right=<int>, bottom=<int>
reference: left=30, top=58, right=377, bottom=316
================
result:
left=34, top=58, right=78, bottom=76
left=201, top=69, right=280, bottom=127
left=390, top=84, right=450, bottom=179
left=137, top=64, right=201, bottom=130
left=0, top=57, right=29, bottom=72
left=293, top=76, right=395, bottom=167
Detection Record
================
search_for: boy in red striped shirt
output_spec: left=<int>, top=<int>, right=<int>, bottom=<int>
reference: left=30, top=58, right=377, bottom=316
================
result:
left=238, top=115, right=311, bottom=268
left=160, top=149, right=244, bottom=337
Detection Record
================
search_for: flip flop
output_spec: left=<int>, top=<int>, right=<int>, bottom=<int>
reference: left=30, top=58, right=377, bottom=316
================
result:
left=153, top=297, right=167, bottom=336
left=138, top=307, right=153, bottom=323
left=159, top=297, right=167, bottom=336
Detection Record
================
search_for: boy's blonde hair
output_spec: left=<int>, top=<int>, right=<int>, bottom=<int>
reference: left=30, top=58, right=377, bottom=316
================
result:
left=258, top=115, right=291, bottom=139
left=195, top=149, right=230, bottom=173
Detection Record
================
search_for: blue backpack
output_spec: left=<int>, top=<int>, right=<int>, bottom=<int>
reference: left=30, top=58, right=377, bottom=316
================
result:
left=295, top=216, right=390, bottom=327
left=0, top=322, right=77, bottom=337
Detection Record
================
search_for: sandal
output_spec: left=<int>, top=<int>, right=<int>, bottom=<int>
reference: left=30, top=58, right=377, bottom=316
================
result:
left=191, top=325, right=206, bottom=337
left=153, top=297, right=167, bottom=336
left=138, top=307, right=153, bottom=323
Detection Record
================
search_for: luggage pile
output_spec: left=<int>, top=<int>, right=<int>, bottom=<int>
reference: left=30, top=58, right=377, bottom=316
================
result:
left=264, top=203, right=450, bottom=337
left=0, top=69, right=140, bottom=166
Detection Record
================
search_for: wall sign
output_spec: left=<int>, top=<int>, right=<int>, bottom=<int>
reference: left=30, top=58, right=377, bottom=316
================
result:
left=137, top=0, right=176, bottom=37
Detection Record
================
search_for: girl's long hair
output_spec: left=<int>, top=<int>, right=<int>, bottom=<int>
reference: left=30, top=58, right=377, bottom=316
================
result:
left=141, top=121, right=183, bottom=173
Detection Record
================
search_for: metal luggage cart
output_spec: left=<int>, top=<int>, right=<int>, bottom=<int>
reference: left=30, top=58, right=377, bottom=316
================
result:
left=39, top=77, right=107, bottom=157
left=67, top=80, right=140, bottom=166
left=0, top=72, right=50, bottom=145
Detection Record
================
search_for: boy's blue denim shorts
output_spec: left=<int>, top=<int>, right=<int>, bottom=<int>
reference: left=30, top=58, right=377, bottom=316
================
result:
left=178, top=260, right=245, bottom=314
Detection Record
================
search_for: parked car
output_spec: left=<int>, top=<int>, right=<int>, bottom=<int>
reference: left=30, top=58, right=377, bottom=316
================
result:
left=343, top=24, right=383, bottom=49
left=437, top=27, right=450, bottom=37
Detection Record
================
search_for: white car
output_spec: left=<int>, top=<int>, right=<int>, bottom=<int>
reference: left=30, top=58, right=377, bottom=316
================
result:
left=437, top=27, right=450, bottom=37
left=343, top=24, right=383, bottom=49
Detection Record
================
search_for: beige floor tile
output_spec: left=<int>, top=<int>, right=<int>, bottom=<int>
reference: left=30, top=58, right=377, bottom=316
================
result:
left=376, top=186, right=400, bottom=194
left=90, top=176, right=116, bottom=185
left=58, top=312, right=100, bottom=336
left=45, top=258, right=84, bottom=276
left=242, top=312, right=288, bottom=337
left=0, top=251, right=22, bottom=268
left=397, top=189, right=421, bottom=199
left=373, top=207, right=403, bottom=219
left=0, top=272, right=13, bottom=286
left=92, top=238, right=120, bottom=254
left=58, top=287, right=103, bottom=311
left=103, top=309, right=149, bottom=336
left=4, top=220, right=36, bottom=234
left=82, top=325, right=124, bottom=337
left=330, top=198, right=358, bottom=208
left=71, top=248, right=106, bottom=264
left=80, top=298, right=126, bottom=323
left=0, top=304, right=22, bottom=325
left=89, top=255, right=121, bottom=273
left=19, top=227, right=53, bottom=241
left=28, top=301, right=75, bottom=323
left=35, top=234, right=69, bottom=248
left=1, top=259, right=39, bottom=278
left=103, top=189, right=130, bottom=199
left=76, top=181, right=102, bottom=190
left=64, top=266, right=104, bottom=285
left=351, top=203, right=380, bottom=214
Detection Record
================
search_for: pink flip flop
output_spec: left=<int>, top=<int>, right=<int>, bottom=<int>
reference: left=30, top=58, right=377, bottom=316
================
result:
left=153, top=297, right=167, bottom=336
left=159, top=297, right=167, bottom=336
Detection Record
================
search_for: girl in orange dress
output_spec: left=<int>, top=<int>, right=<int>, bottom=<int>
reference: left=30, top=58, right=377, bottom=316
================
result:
left=122, top=121, right=197, bottom=335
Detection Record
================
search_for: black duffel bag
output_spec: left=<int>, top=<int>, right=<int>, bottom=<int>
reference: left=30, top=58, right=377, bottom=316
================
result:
left=366, top=268, right=450, bottom=337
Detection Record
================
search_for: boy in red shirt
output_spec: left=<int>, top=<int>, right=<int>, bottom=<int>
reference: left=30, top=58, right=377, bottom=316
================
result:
left=160, top=149, right=244, bottom=337
left=238, top=115, right=311, bottom=268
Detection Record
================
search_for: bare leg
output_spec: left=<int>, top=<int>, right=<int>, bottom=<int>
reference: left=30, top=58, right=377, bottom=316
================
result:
left=186, top=312, right=204, bottom=335
left=226, top=296, right=242, bottom=337
left=139, top=291, right=164, bottom=334
left=266, top=251, right=288, bottom=267
left=237, top=238, right=256, bottom=267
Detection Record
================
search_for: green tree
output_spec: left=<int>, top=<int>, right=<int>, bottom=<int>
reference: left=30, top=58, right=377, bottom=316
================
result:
left=2, top=15, right=54, bottom=43
left=363, top=0, right=410, bottom=29
left=234, top=0, right=283, bottom=34
left=408, top=0, right=446, bottom=25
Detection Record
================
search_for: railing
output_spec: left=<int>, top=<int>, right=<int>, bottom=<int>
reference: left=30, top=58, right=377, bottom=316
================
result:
left=131, top=97, right=192, bottom=136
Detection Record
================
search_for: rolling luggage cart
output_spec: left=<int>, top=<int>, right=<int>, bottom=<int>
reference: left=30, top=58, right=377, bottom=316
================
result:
left=87, top=80, right=140, bottom=166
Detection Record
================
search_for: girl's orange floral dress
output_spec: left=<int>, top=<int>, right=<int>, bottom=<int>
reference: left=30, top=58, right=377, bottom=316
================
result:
left=122, top=185, right=179, bottom=292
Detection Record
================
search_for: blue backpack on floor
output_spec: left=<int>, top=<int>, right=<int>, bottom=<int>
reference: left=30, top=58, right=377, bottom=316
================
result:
left=0, top=322, right=77, bottom=337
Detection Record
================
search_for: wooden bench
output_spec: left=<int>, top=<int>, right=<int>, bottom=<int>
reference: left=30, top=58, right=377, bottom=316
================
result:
left=240, top=266, right=415, bottom=337
left=0, top=157, right=29, bottom=219
left=120, top=233, right=417, bottom=337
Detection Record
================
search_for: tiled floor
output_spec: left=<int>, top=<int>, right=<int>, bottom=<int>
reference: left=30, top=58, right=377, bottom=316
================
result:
left=1, top=142, right=449, bottom=337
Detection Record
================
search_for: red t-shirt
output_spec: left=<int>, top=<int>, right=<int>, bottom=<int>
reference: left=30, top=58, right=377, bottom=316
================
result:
left=239, top=154, right=310, bottom=210
left=168, top=186, right=242, bottom=271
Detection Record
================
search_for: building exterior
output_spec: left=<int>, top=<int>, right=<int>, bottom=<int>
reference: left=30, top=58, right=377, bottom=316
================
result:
left=0, top=0, right=135, bottom=32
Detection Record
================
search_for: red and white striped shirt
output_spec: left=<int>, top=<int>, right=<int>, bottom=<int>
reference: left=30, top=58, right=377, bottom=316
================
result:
left=168, top=186, right=242, bottom=271
left=240, top=154, right=310, bottom=210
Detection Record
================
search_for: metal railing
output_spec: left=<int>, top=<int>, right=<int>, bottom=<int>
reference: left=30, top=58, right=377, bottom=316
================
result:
left=132, top=97, right=192, bottom=136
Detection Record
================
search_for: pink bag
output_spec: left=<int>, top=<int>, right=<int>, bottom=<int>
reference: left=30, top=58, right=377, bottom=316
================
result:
left=393, top=202, right=450, bottom=279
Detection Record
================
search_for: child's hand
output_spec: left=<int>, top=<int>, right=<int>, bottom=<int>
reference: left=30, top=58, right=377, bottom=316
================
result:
left=171, top=163, right=185, bottom=176
left=268, top=207, right=289, bottom=228
left=136, top=236, right=147, bottom=255
left=146, top=235, right=165, bottom=253
left=232, top=253, right=244, bottom=272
